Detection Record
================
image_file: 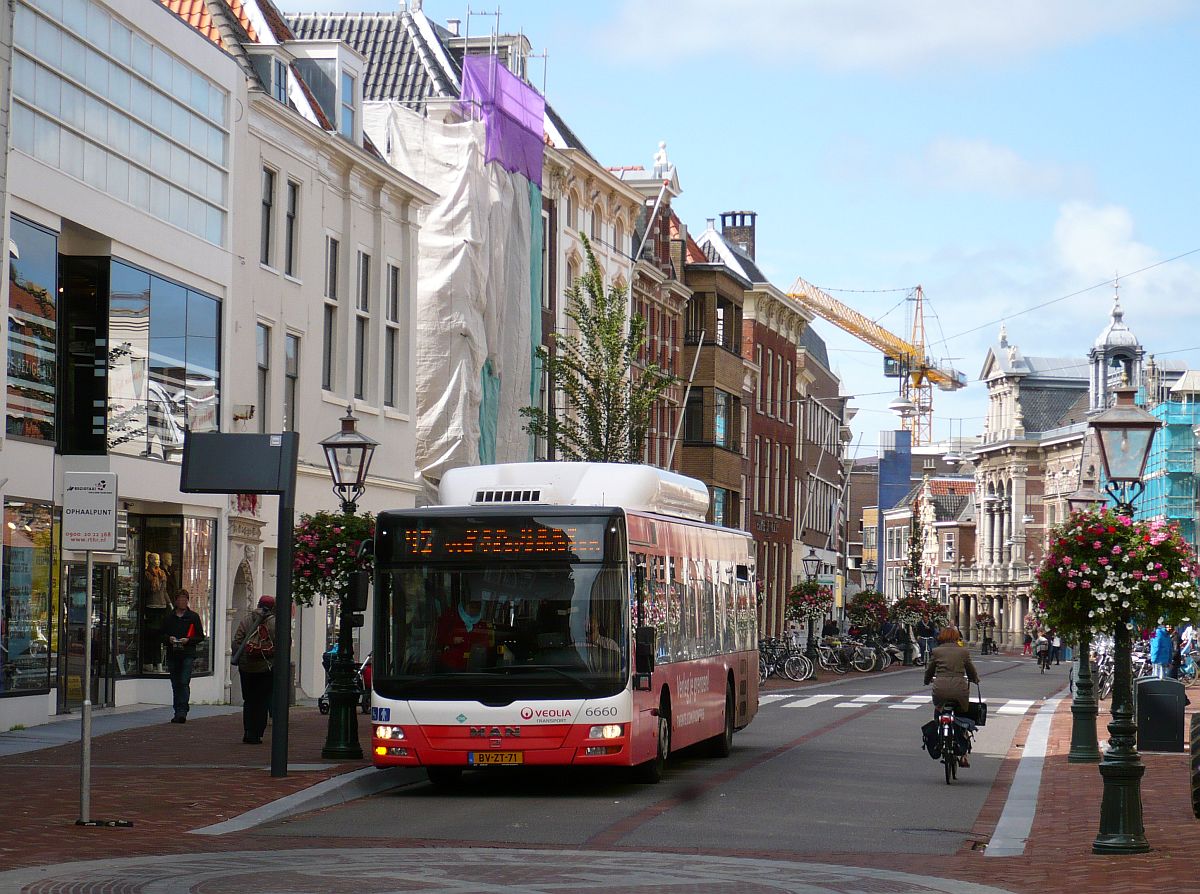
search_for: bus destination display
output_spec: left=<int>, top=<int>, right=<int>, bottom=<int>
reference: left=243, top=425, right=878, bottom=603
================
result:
left=394, top=519, right=606, bottom=561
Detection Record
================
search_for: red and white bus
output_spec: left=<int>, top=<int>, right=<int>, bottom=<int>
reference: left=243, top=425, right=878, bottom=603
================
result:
left=369, top=462, right=759, bottom=785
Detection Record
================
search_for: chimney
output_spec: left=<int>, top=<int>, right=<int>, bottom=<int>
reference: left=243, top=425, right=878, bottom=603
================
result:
left=446, top=17, right=460, bottom=35
left=720, top=210, right=756, bottom=260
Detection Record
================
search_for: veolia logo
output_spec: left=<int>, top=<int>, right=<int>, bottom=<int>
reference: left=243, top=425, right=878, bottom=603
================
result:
left=520, top=707, right=534, bottom=720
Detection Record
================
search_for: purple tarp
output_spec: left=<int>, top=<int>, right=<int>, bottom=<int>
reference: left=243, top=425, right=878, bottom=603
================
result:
left=459, top=54, right=545, bottom=187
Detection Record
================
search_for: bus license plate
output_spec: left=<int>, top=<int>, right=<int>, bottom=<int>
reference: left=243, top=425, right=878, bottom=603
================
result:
left=469, top=752, right=523, bottom=766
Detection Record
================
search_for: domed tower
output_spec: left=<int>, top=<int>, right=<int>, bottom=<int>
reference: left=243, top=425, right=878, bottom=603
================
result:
left=1088, top=289, right=1143, bottom=413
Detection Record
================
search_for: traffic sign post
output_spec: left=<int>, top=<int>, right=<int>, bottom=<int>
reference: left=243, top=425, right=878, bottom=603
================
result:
left=62, top=473, right=125, bottom=827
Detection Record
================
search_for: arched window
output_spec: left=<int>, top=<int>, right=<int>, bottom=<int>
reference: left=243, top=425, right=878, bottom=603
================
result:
left=614, top=219, right=625, bottom=256
left=566, top=192, right=577, bottom=230
left=591, top=204, right=602, bottom=241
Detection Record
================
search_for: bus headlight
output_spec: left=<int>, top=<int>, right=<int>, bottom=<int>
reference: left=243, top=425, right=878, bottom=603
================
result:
left=375, top=725, right=404, bottom=740
left=588, top=724, right=623, bottom=739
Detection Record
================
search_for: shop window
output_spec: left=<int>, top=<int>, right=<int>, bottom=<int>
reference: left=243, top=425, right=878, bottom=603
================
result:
left=121, top=515, right=216, bottom=677
left=6, top=217, right=58, bottom=441
left=107, top=260, right=221, bottom=460
left=1, top=500, right=56, bottom=695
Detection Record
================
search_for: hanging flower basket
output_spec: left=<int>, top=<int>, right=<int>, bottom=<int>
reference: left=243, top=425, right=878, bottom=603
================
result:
left=1033, top=507, right=1199, bottom=634
left=889, top=595, right=926, bottom=626
left=847, top=589, right=888, bottom=629
left=974, top=611, right=996, bottom=628
left=786, top=580, right=834, bottom=622
left=292, top=510, right=375, bottom=607
left=1023, top=610, right=1044, bottom=633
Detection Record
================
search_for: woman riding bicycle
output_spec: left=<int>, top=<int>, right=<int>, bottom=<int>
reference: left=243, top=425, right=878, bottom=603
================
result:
left=923, top=626, right=979, bottom=767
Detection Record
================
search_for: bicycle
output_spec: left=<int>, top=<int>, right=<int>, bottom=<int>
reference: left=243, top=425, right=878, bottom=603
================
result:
left=924, top=702, right=975, bottom=784
left=318, top=649, right=372, bottom=715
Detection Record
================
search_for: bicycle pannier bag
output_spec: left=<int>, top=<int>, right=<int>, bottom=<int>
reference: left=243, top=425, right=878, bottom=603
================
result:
left=965, top=682, right=987, bottom=726
left=921, top=719, right=942, bottom=759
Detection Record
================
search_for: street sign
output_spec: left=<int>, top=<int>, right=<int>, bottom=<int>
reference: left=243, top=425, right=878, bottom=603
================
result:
left=63, top=473, right=118, bottom=551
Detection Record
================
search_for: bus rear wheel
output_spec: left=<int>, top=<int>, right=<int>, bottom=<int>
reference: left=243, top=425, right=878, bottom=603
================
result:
left=426, top=766, right=463, bottom=789
left=634, top=701, right=671, bottom=783
left=707, top=682, right=735, bottom=758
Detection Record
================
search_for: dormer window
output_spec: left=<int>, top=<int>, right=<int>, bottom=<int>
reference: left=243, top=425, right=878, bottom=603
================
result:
left=340, top=70, right=356, bottom=138
left=287, top=41, right=365, bottom=142
left=248, top=48, right=291, bottom=106
left=273, top=58, right=289, bottom=104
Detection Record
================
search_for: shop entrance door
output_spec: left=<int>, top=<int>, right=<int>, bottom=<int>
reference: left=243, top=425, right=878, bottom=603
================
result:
left=58, top=563, right=117, bottom=712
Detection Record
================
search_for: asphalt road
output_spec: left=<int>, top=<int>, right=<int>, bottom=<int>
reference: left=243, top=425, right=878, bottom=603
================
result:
left=263, top=656, right=1070, bottom=856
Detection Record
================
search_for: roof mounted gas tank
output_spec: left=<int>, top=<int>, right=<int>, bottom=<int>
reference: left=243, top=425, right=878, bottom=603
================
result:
left=438, top=462, right=710, bottom=523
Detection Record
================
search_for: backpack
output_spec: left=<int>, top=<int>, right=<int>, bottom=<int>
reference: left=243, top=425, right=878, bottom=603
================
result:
left=243, top=614, right=275, bottom=662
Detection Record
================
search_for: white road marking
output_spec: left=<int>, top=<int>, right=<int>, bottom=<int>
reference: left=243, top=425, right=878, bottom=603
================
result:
left=766, top=693, right=1041, bottom=716
left=985, top=692, right=1066, bottom=857
left=782, top=694, right=839, bottom=708
left=996, top=700, right=1036, bottom=715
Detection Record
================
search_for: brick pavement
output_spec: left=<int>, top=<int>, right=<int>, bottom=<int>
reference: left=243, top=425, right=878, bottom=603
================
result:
left=0, top=707, right=375, bottom=871
left=4, top=672, right=1198, bottom=890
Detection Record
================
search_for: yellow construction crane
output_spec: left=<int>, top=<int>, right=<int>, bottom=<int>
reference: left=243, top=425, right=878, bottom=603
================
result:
left=787, top=278, right=967, bottom=446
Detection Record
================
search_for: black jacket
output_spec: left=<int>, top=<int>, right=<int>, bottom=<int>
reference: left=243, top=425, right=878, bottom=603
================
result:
left=161, top=609, right=205, bottom=657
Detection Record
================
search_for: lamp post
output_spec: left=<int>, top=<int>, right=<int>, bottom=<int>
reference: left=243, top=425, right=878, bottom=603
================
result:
left=1089, top=383, right=1160, bottom=855
left=802, top=547, right=821, bottom=662
left=901, top=571, right=917, bottom=665
left=860, top=561, right=878, bottom=592
left=319, top=406, right=378, bottom=761
left=1065, top=482, right=1107, bottom=764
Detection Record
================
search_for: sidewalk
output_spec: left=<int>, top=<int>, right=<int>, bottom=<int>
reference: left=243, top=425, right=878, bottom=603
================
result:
left=0, top=703, right=397, bottom=871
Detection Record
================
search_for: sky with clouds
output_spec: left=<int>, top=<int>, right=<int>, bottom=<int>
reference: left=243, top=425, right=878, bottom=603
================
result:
left=284, top=0, right=1200, bottom=457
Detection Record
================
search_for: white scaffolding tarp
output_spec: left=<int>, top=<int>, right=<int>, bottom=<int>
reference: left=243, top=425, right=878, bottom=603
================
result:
left=365, top=102, right=533, bottom=494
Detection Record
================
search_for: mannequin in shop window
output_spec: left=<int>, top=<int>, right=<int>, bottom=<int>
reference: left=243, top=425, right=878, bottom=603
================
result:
left=143, top=552, right=170, bottom=671
left=160, top=551, right=178, bottom=600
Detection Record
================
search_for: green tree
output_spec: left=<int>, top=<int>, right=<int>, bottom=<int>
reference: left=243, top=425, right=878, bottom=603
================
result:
left=521, top=235, right=675, bottom=462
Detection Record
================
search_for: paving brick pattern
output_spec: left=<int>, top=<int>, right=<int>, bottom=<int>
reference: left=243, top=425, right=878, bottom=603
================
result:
left=0, top=708, right=372, bottom=871
left=4, top=672, right=1198, bottom=889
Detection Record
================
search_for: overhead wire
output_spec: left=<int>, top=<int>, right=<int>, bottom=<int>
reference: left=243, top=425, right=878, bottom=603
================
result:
left=944, top=246, right=1200, bottom=342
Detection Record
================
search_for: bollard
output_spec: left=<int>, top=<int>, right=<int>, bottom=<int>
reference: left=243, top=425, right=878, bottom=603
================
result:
left=1190, top=714, right=1200, bottom=819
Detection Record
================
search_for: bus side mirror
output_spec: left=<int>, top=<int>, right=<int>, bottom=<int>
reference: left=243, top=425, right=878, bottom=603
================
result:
left=634, top=625, right=655, bottom=690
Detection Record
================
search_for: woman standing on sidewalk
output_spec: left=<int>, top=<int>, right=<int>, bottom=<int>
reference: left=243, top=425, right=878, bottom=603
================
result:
left=232, top=596, right=276, bottom=744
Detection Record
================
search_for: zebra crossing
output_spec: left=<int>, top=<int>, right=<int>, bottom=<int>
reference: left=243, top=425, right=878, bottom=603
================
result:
left=758, top=692, right=1041, bottom=715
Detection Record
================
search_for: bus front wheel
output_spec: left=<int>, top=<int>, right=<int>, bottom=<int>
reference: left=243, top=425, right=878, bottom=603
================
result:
left=634, top=700, right=671, bottom=783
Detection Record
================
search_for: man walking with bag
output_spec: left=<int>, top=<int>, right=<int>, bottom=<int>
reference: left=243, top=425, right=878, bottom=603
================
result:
left=232, top=595, right=276, bottom=744
left=160, top=589, right=204, bottom=724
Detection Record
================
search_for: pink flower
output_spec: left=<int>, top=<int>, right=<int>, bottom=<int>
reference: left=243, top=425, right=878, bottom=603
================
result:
left=1133, top=571, right=1144, bottom=579
left=1067, top=581, right=1078, bottom=589
left=1081, top=581, right=1091, bottom=589
left=1160, top=570, right=1170, bottom=579
left=1062, top=557, right=1073, bottom=566
left=1093, top=541, right=1102, bottom=549
left=1099, top=558, right=1109, bottom=566
left=1112, top=546, right=1122, bottom=555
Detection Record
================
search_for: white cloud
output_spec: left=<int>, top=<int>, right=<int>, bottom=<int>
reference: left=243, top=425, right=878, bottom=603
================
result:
left=907, top=137, right=1089, bottom=199
left=1049, top=201, right=1200, bottom=342
left=604, top=0, right=1186, bottom=71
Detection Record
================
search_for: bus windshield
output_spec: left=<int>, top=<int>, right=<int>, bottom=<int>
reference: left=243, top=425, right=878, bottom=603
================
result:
left=377, top=562, right=628, bottom=702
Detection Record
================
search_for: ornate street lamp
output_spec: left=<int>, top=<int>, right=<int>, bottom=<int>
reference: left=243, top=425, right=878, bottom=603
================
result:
left=320, top=406, right=379, bottom=515
left=802, top=547, right=822, bottom=661
left=319, top=406, right=378, bottom=761
left=1064, top=482, right=1106, bottom=765
left=860, top=561, right=878, bottom=592
left=1089, top=383, right=1160, bottom=855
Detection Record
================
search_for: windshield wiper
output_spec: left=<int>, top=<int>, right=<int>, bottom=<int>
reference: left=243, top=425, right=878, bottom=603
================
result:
left=480, top=664, right=595, bottom=689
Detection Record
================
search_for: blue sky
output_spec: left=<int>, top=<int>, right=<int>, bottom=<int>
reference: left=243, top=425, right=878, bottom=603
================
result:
left=285, top=0, right=1200, bottom=456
